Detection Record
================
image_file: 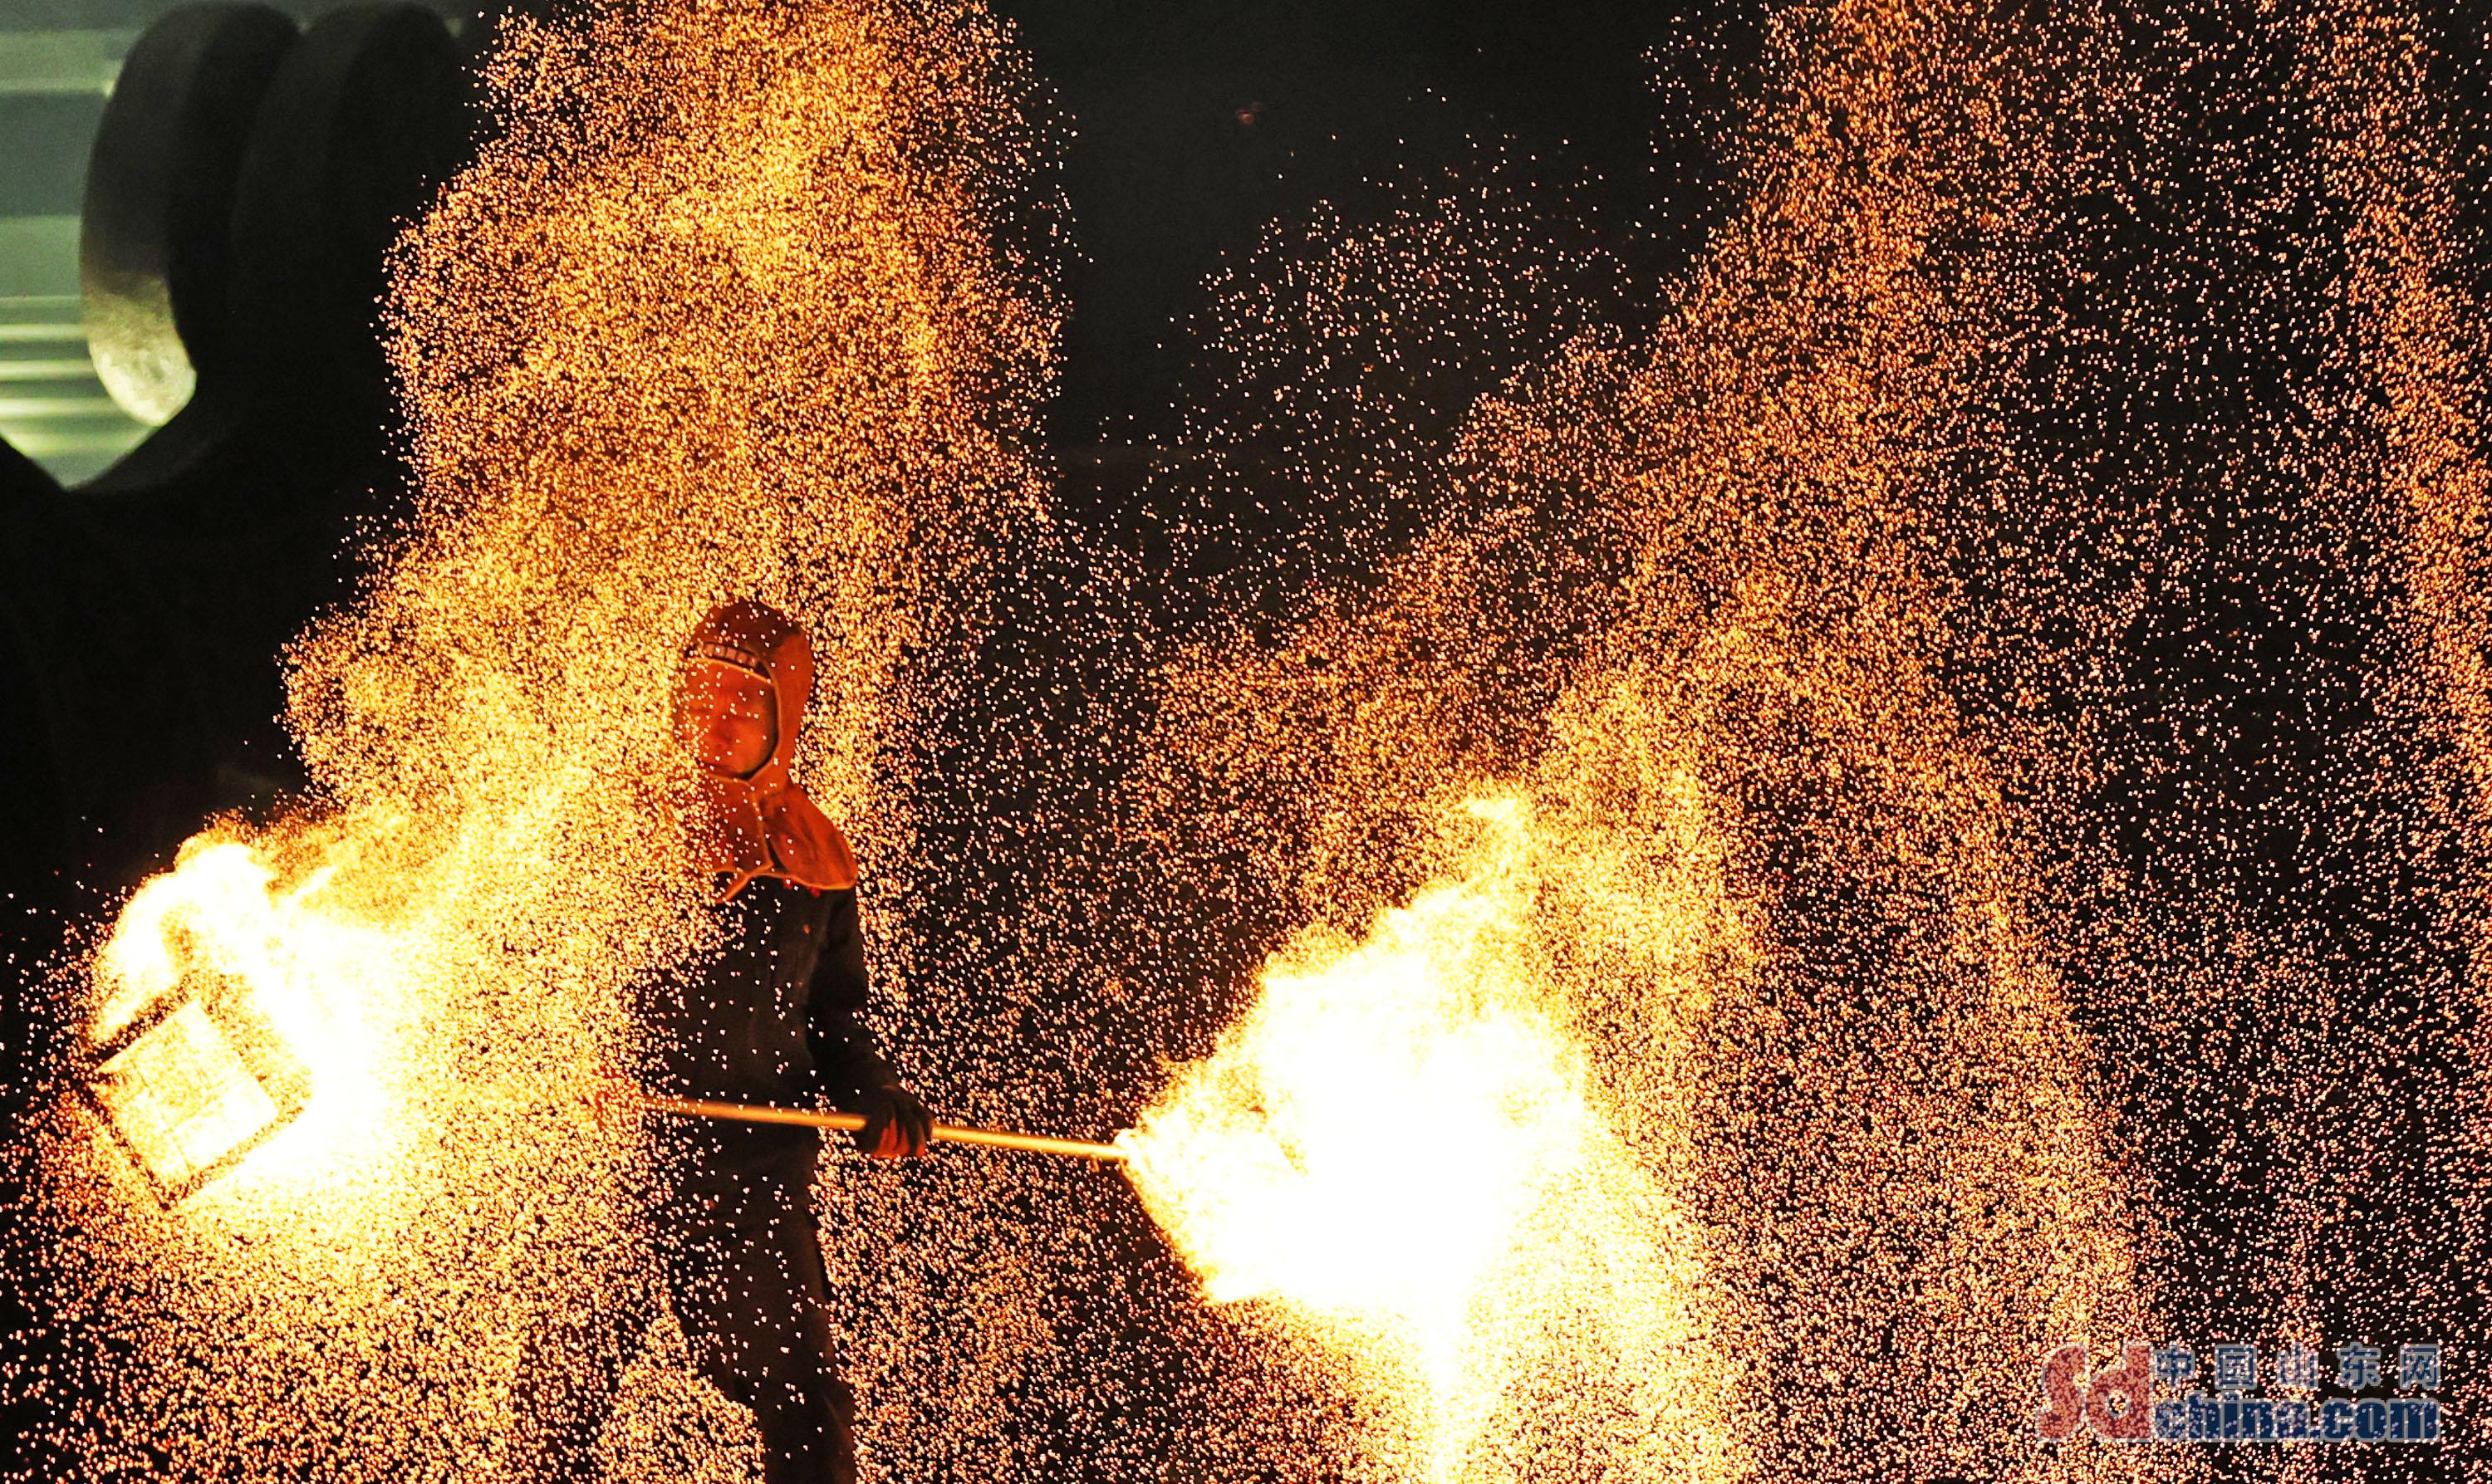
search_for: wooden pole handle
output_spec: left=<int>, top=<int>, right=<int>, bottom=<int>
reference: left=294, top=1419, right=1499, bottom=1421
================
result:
left=637, top=1090, right=1129, bottom=1163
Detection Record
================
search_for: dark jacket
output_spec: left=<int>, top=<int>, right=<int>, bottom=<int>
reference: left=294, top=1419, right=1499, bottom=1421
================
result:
left=642, top=879, right=897, bottom=1180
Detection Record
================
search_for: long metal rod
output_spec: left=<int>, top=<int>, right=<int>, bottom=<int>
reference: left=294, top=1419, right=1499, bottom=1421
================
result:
left=640, top=1091, right=1129, bottom=1163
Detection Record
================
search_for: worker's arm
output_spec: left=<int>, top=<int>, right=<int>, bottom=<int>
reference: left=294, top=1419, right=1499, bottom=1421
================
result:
left=805, top=887, right=930, bottom=1158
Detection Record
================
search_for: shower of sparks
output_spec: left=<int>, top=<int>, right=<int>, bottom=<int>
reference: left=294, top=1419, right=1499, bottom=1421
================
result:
left=12, top=0, right=2492, bottom=1479
left=28, top=0, right=1056, bottom=1477
left=1123, top=5, right=2160, bottom=1475
left=1111, top=0, right=2490, bottom=1479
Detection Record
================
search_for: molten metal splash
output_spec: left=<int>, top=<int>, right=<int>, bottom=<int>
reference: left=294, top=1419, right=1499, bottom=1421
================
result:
left=1123, top=799, right=1590, bottom=1315
left=86, top=830, right=406, bottom=1222
left=1121, top=796, right=1748, bottom=1481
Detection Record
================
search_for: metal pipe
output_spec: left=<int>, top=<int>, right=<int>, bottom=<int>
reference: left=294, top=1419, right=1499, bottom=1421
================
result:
left=640, top=1091, right=1129, bottom=1163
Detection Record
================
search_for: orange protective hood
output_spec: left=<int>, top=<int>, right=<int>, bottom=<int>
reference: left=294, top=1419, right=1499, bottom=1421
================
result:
left=676, top=599, right=859, bottom=899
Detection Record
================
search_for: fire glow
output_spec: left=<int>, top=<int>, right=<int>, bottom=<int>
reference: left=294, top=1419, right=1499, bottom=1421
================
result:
left=1120, top=798, right=1749, bottom=1482
left=84, top=830, right=411, bottom=1218
left=1120, top=798, right=1590, bottom=1316
left=23, top=0, right=2489, bottom=1476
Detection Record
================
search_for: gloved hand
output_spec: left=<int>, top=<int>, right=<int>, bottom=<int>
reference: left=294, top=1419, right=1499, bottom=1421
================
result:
left=851, top=1081, right=932, bottom=1159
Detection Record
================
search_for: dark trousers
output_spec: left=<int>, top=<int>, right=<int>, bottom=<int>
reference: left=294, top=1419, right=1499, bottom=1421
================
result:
left=514, top=1166, right=857, bottom=1484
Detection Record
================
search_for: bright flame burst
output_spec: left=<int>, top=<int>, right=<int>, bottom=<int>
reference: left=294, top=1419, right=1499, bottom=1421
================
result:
left=1121, top=797, right=1749, bottom=1483
left=86, top=830, right=406, bottom=1223
left=1124, top=799, right=1590, bottom=1315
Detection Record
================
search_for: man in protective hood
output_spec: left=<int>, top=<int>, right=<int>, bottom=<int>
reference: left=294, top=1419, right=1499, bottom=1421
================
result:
left=657, top=595, right=932, bottom=1477
left=518, top=597, right=932, bottom=1484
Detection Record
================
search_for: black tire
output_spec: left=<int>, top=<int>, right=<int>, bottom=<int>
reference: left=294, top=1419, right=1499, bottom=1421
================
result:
left=80, top=5, right=302, bottom=427
left=226, top=4, right=468, bottom=443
